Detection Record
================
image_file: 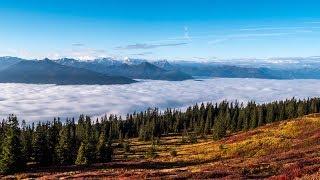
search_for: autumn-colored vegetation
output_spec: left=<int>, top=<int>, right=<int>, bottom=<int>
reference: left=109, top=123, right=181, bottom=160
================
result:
left=4, top=114, right=320, bottom=179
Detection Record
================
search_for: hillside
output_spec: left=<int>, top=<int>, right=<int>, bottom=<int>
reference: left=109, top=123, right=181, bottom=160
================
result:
left=8, top=114, right=320, bottom=179
left=0, top=56, right=23, bottom=71
left=0, top=59, right=135, bottom=85
left=56, top=58, right=193, bottom=81
left=4, top=56, right=320, bottom=80
left=104, top=62, right=192, bottom=81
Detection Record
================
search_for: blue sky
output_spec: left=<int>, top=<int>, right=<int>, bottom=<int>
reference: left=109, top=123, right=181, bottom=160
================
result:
left=1, top=0, right=320, bottom=60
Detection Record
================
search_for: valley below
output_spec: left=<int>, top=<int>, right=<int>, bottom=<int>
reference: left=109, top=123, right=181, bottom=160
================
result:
left=1, top=78, right=320, bottom=122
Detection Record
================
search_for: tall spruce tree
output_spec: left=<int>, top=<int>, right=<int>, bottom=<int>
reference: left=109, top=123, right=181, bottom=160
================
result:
left=0, top=115, right=25, bottom=174
left=96, top=132, right=108, bottom=163
left=56, top=126, right=73, bottom=165
left=75, top=142, right=88, bottom=165
left=21, top=120, right=33, bottom=163
left=33, top=123, right=50, bottom=166
left=212, top=112, right=227, bottom=140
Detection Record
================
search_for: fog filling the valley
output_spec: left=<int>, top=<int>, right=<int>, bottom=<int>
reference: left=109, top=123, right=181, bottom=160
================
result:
left=1, top=78, right=320, bottom=122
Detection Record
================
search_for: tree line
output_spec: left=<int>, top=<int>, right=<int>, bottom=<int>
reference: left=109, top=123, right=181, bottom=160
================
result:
left=0, top=97, right=319, bottom=174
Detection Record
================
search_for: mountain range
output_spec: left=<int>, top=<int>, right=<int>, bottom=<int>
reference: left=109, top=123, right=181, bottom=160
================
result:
left=55, top=58, right=192, bottom=81
left=2, top=56, right=320, bottom=85
left=0, top=58, right=135, bottom=85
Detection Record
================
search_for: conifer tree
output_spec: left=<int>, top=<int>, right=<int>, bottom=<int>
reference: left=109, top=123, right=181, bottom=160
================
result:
left=230, top=107, right=238, bottom=132
left=203, top=118, right=211, bottom=135
left=96, top=132, right=108, bottom=163
left=297, top=102, right=306, bottom=117
left=258, top=105, right=266, bottom=126
left=212, top=113, right=227, bottom=140
left=56, top=127, right=73, bottom=165
left=75, top=116, right=96, bottom=165
left=0, top=121, right=4, bottom=160
left=33, top=124, right=50, bottom=166
left=47, top=120, right=61, bottom=164
left=250, top=107, right=258, bottom=129
left=21, top=120, right=33, bottom=163
left=225, top=109, right=231, bottom=130
left=0, top=115, right=25, bottom=174
left=75, top=142, right=88, bottom=165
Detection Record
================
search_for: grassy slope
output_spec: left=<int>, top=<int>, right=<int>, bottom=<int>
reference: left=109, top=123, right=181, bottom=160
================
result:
left=7, top=114, right=320, bottom=179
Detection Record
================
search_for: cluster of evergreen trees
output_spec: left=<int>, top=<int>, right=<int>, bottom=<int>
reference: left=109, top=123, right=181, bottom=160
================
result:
left=0, top=97, right=319, bottom=174
left=0, top=115, right=112, bottom=174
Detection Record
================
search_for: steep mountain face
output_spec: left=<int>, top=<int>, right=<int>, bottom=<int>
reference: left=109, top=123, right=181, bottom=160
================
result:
left=56, top=58, right=193, bottom=81
left=0, top=56, right=23, bottom=70
left=55, top=58, right=123, bottom=74
left=152, top=60, right=175, bottom=70
left=104, top=62, right=193, bottom=81
left=0, top=59, right=135, bottom=85
left=123, top=57, right=147, bottom=65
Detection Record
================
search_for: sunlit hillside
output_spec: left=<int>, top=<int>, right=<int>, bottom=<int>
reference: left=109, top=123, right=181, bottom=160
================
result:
left=6, top=114, right=320, bottom=179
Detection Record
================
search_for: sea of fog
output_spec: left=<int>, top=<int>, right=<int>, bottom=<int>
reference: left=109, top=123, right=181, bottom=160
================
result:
left=1, top=78, right=320, bottom=122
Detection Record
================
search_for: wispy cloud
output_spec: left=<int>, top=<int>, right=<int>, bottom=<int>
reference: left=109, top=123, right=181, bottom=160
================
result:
left=116, top=42, right=188, bottom=50
left=48, top=48, right=109, bottom=60
left=208, top=38, right=229, bottom=45
left=305, top=21, right=320, bottom=24
left=208, top=33, right=291, bottom=45
left=240, top=27, right=305, bottom=31
left=184, top=26, right=190, bottom=40
left=129, top=52, right=153, bottom=56
left=72, top=43, right=85, bottom=47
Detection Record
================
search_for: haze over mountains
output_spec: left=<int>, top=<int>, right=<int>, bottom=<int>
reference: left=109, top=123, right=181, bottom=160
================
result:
left=53, top=56, right=320, bottom=80
left=2, top=56, right=320, bottom=85
left=0, top=57, right=135, bottom=85
left=56, top=58, right=192, bottom=81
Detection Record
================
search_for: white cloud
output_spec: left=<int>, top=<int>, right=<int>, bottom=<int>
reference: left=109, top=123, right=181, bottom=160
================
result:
left=72, top=43, right=85, bottom=47
left=0, top=78, right=320, bottom=122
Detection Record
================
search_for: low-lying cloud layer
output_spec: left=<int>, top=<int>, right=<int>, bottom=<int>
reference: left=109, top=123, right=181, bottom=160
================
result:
left=1, top=78, right=320, bottom=122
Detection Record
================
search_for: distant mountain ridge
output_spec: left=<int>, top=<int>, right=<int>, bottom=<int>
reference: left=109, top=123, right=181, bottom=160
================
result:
left=0, top=56, right=25, bottom=71
left=3, top=56, right=320, bottom=82
left=55, top=58, right=193, bottom=81
left=0, top=59, right=135, bottom=85
left=103, top=62, right=192, bottom=81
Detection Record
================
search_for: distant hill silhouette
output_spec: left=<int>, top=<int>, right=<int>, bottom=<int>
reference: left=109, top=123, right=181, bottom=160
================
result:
left=56, top=58, right=193, bottom=81
left=0, top=59, right=135, bottom=85
left=103, top=62, right=192, bottom=81
left=3, top=56, right=320, bottom=82
left=0, top=56, right=24, bottom=71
